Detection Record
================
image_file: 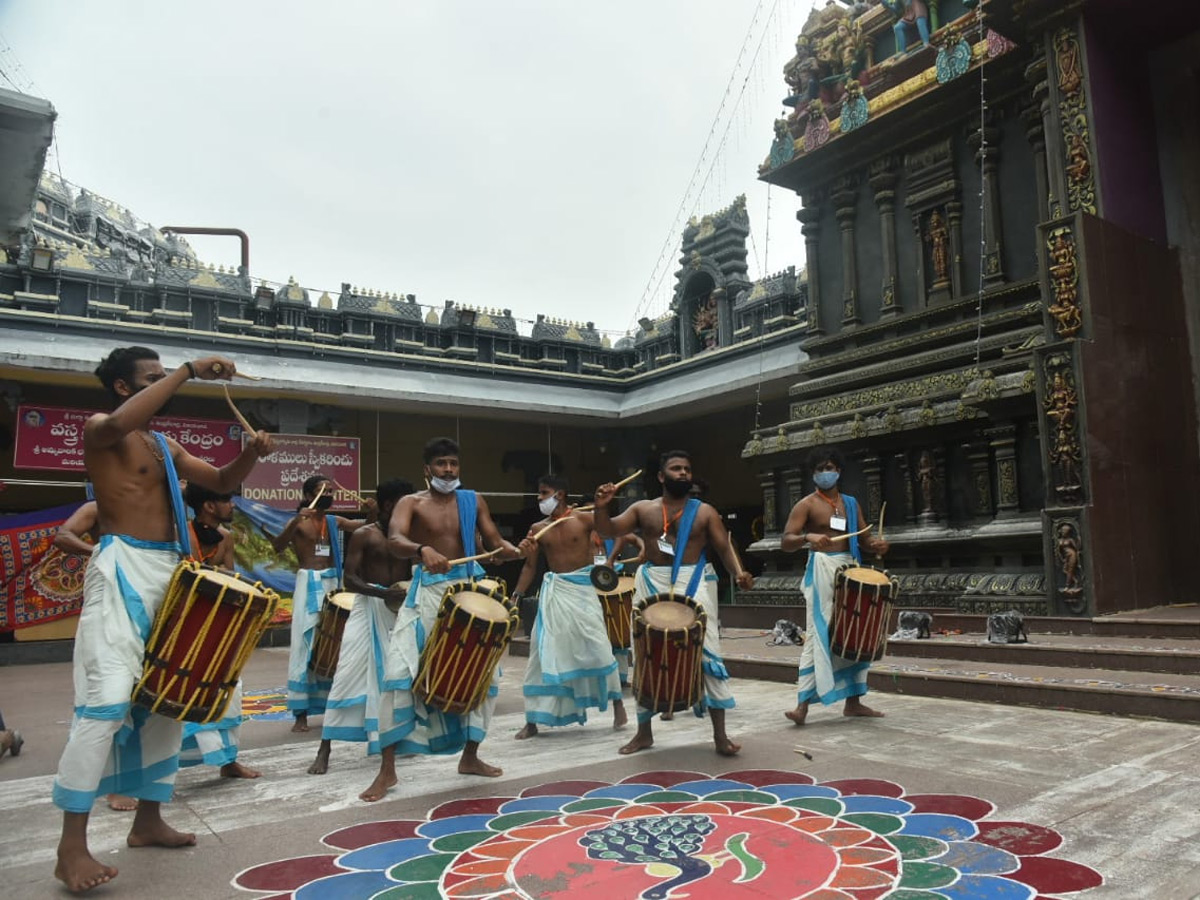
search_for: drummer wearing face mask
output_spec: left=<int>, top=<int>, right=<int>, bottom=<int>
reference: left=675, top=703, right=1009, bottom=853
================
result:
left=780, top=446, right=890, bottom=726
left=271, top=475, right=369, bottom=733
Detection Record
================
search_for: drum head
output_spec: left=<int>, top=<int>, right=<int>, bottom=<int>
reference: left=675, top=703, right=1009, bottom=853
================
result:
left=844, top=566, right=891, bottom=586
left=642, top=599, right=697, bottom=630
left=451, top=591, right=510, bottom=623
left=391, top=581, right=411, bottom=593
left=614, top=575, right=636, bottom=596
left=590, top=565, right=619, bottom=592
left=327, top=592, right=356, bottom=611
left=473, top=577, right=507, bottom=598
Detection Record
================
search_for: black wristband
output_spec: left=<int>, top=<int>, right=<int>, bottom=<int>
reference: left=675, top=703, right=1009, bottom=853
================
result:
left=416, top=544, right=428, bottom=559
left=184, top=361, right=197, bottom=379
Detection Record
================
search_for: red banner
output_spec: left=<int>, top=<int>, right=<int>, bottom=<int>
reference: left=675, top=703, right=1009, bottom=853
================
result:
left=0, top=502, right=87, bottom=630
left=239, top=433, right=361, bottom=511
left=14, top=405, right=243, bottom=471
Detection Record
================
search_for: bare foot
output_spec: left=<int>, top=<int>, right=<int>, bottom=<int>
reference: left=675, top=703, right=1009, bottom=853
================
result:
left=785, top=705, right=809, bottom=726
left=619, top=733, right=654, bottom=755
left=220, top=761, right=261, bottom=779
left=55, top=851, right=118, bottom=894
left=613, top=703, right=628, bottom=730
left=844, top=698, right=885, bottom=718
left=127, top=821, right=196, bottom=849
left=307, top=742, right=331, bottom=775
left=715, top=737, right=742, bottom=757
left=660, top=710, right=674, bottom=721
left=359, top=772, right=397, bottom=802
left=291, top=715, right=310, bottom=733
left=458, top=757, right=503, bottom=777
left=515, top=723, right=538, bottom=740
left=107, top=794, right=138, bottom=811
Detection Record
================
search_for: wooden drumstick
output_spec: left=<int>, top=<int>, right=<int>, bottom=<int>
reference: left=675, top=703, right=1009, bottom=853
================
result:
left=306, top=483, right=327, bottom=510
left=532, top=504, right=596, bottom=542
left=793, top=746, right=814, bottom=761
left=221, top=384, right=256, bottom=435
left=828, top=524, right=873, bottom=542
left=611, top=469, right=643, bottom=491
left=210, top=361, right=262, bottom=380
left=333, top=478, right=368, bottom=505
left=446, top=546, right=504, bottom=566
left=878, top=502, right=887, bottom=540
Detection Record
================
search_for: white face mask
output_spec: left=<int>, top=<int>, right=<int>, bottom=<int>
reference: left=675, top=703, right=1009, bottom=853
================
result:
left=430, top=476, right=460, bottom=494
left=538, top=495, right=559, bottom=516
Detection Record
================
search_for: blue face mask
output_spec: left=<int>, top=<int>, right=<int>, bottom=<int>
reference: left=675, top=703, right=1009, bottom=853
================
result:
left=813, top=470, right=839, bottom=490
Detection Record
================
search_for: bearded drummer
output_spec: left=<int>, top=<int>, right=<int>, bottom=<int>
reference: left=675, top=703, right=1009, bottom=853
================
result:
left=511, top=473, right=627, bottom=741
left=270, top=474, right=368, bottom=733
left=361, top=437, right=520, bottom=800
left=52, top=346, right=273, bottom=895
left=780, top=446, right=890, bottom=725
left=307, top=479, right=412, bottom=782
left=594, top=450, right=753, bottom=757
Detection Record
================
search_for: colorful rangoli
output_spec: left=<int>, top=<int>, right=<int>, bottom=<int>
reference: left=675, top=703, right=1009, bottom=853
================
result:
left=233, top=769, right=1102, bottom=899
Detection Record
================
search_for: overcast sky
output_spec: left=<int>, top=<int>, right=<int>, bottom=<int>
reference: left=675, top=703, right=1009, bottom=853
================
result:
left=1, top=1, right=816, bottom=336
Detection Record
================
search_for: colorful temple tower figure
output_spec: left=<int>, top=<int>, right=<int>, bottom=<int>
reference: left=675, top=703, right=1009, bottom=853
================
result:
left=752, top=1, right=1200, bottom=618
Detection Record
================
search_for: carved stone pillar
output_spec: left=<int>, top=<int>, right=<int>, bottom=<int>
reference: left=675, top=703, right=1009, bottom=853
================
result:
left=1025, top=53, right=1052, bottom=225
left=964, top=439, right=993, bottom=521
left=971, top=120, right=1005, bottom=284
left=988, top=424, right=1021, bottom=518
left=784, top=468, right=809, bottom=518
left=911, top=212, right=929, bottom=309
left=834, top=183, right=860, bottom=326
left=946, top=200, right=964, bottom=298
left=896, top=452, right=918, bottom=524
left=861, top=455, right=883, bottom=525
left=759, top=470, right=780, bottom=537
left=1049, top=24, right=1098, bottom=215
left=870, top=158, right=900, bottom=318
left=797, top=204, right=822, bottom=335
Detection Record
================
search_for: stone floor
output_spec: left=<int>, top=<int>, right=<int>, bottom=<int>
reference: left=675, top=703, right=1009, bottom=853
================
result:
left=2, top=647, right=1198, bottom=898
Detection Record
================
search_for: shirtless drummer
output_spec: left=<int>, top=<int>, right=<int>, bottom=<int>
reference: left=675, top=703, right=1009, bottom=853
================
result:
left=594, top=450, right=753, bottom=757
left=52, top=346, right=273, bottom=894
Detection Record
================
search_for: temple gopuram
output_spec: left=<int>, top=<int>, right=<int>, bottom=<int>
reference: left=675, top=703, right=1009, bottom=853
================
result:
left=747, top=0, right=1200, bottom=617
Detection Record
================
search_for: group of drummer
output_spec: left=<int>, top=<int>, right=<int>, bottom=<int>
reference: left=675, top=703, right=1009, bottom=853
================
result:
left=49, top=346, right=892, bottom=895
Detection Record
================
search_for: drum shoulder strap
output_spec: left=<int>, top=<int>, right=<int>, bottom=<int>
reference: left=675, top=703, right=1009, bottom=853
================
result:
left=153, top=431, right=189, bottom=559
left=456, top=490, right=478, bottom=557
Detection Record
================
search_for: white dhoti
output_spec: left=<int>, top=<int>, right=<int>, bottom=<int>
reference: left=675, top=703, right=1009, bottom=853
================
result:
left=523, top=567, right=621, bottom=728
left=286, top=566, right=339, bottom=716
left=797, top=551, right=871, bottom=705
left=375, top=563, right=497, bottom=756
left=322, top=592, right=397, bottom=754
left=180, top=680, right=243, bottom=769
left=633, top=562, right=734, bottom=724
left=52, top=535, right=183, bottom=812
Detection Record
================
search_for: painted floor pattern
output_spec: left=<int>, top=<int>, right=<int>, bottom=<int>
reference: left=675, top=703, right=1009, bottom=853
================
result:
left=232, top=770, right=1102, bottom=899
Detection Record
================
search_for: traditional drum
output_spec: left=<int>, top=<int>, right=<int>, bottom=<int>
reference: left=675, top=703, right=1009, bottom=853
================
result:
left=309, top=591, right=357, bottom=680
left=631, top=593, right=706, bottom=714
left=414, top=581, right=519, bottom=714
left=133, top=560, right=279, bottom=724
left=597, top=575, right=636, bottom=651
left=829, top=564, right=899, bottom=663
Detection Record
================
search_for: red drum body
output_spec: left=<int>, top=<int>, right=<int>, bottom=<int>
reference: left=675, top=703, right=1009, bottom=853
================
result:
left=597, top=575, right=636, bottom=651
left=415, top=582, right=518, bottom=715
left=134, top=561, right=279, bottom=723
left=632, top=593, right=706, bottom=713
left=309, top=591, right=356, bottom=680
left=829, top=565, right=899, bottom=663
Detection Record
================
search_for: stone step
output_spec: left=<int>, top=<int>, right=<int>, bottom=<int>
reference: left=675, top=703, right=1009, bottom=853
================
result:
left=512, top=627, right=1200, bottom=723
left=886, top=632, right=1200, bottom=674
left=719, top=603, right=1200, bottom=639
